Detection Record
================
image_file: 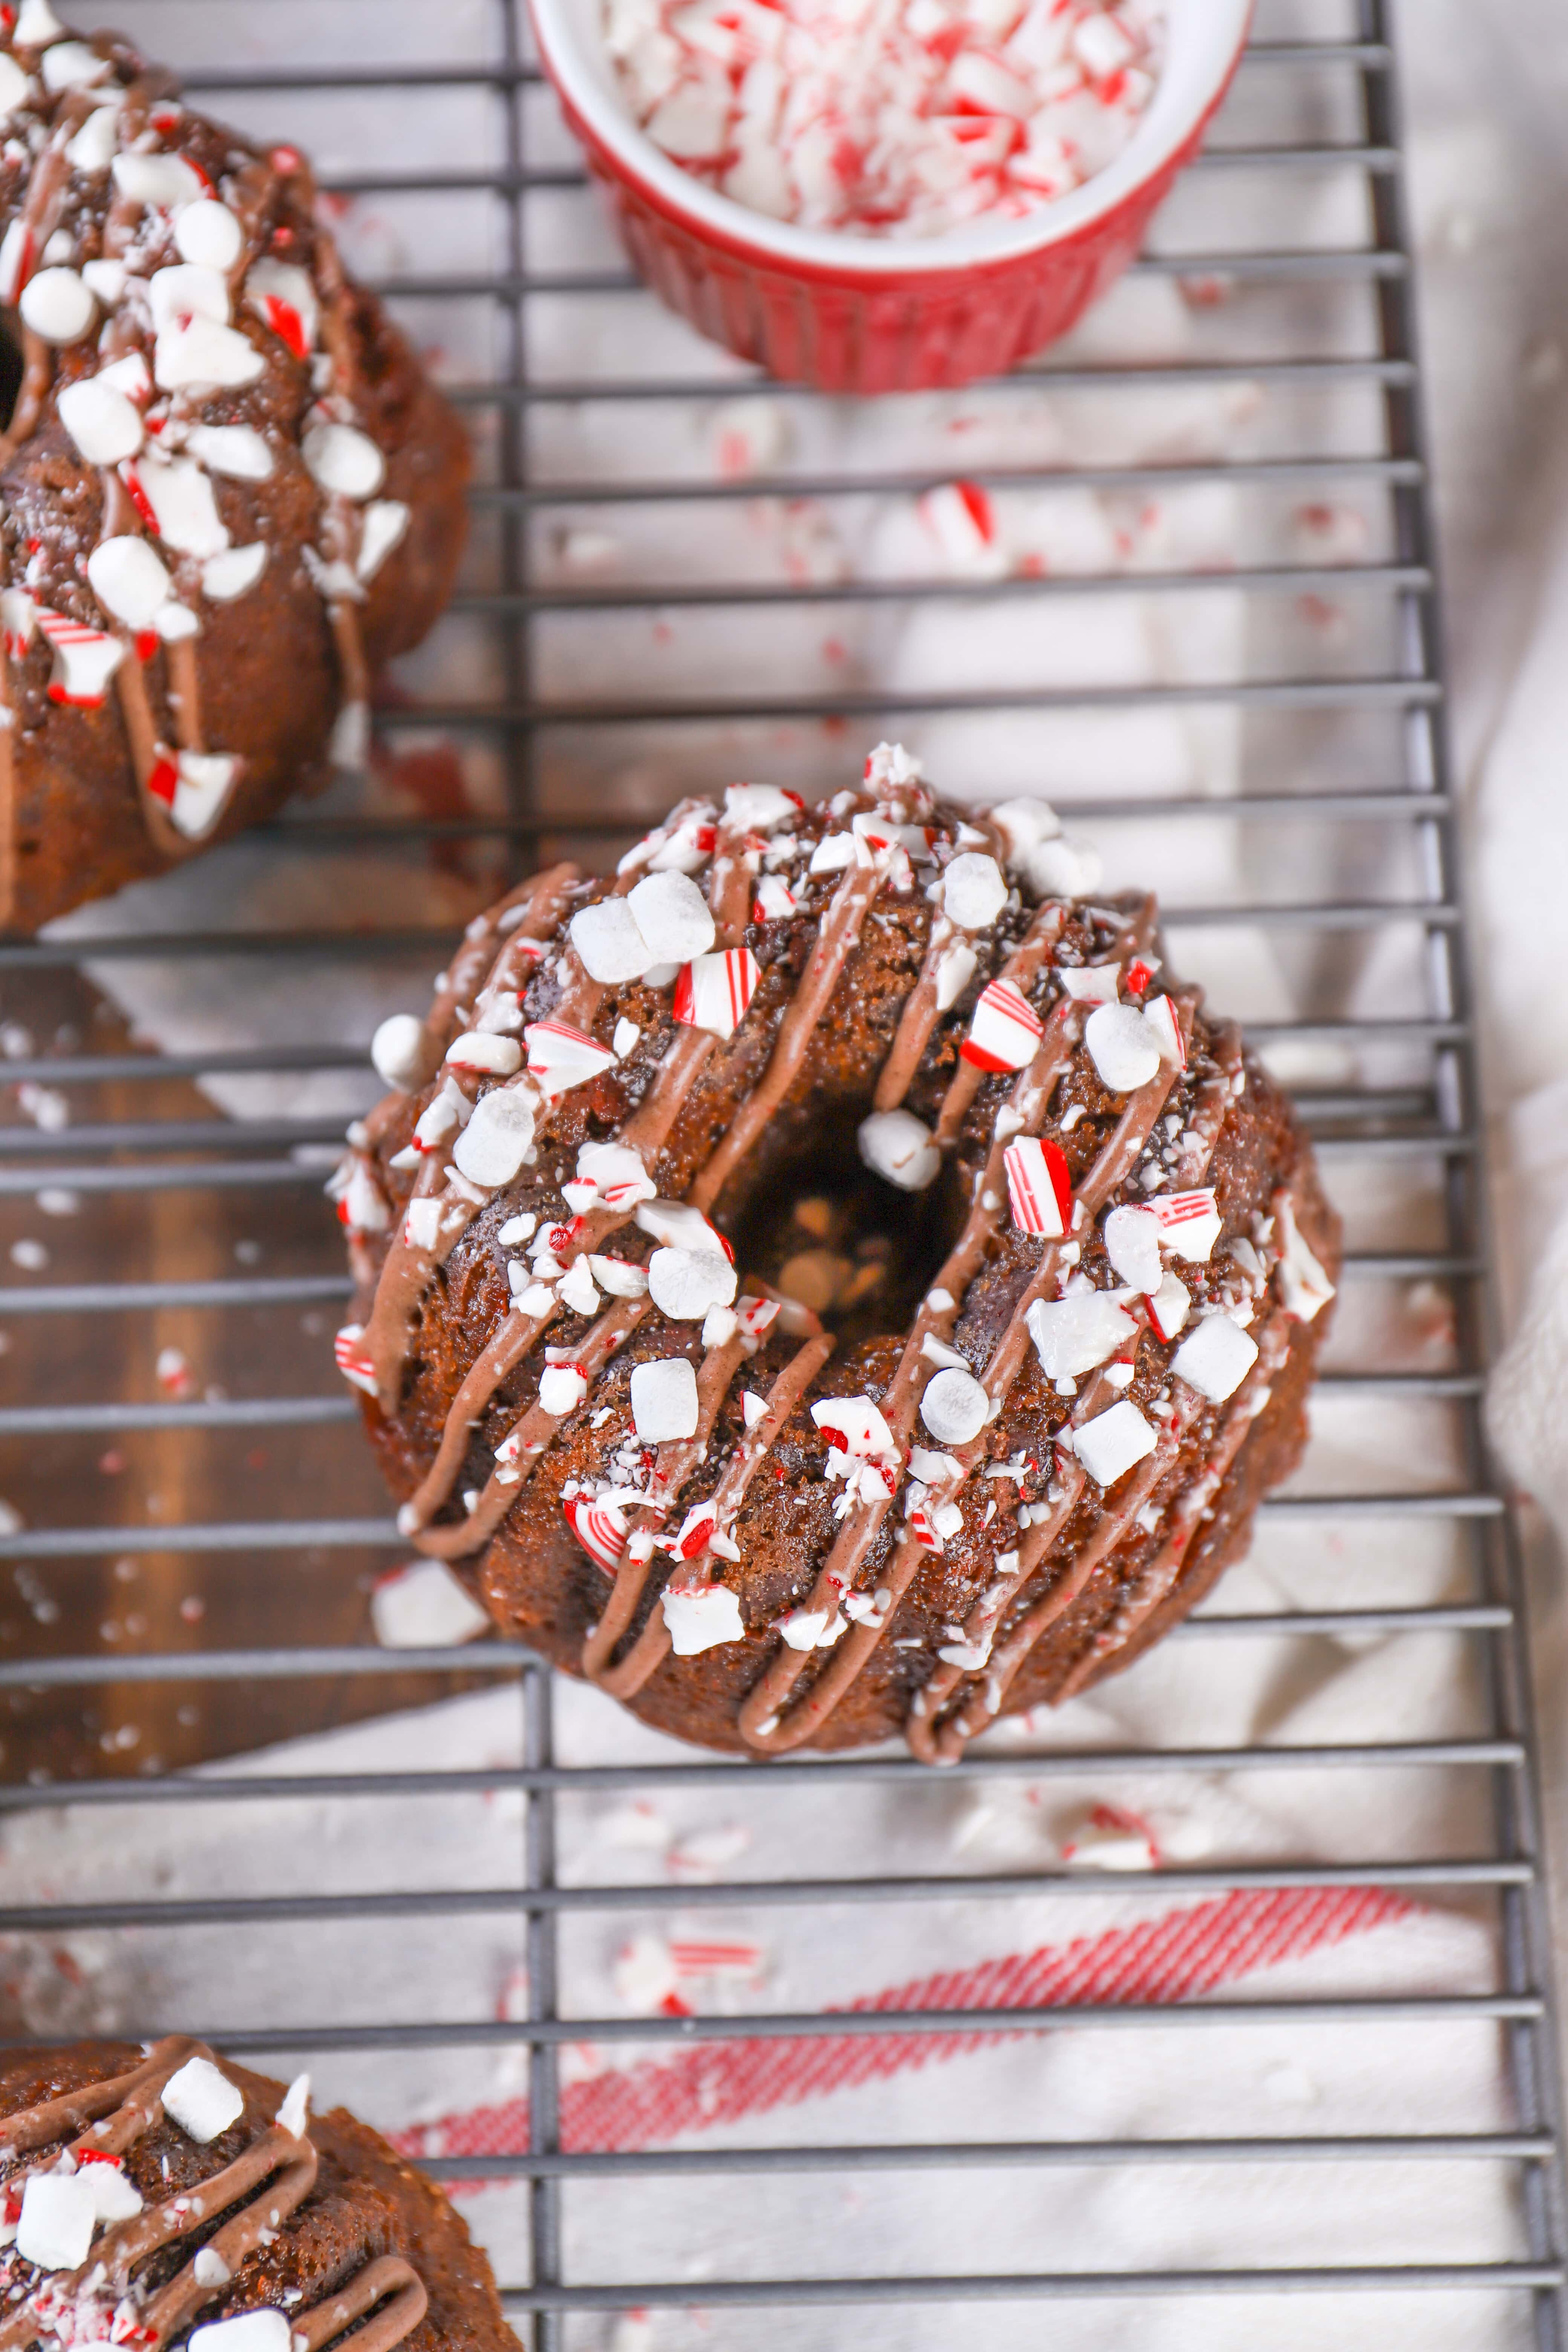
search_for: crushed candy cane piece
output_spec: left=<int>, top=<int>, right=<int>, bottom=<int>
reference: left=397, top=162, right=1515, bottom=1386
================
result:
left=858, top=1107, right=940, bottom=1192
left=1026, top=1291, right=1138, bottom=1380
left=662, top=1580, right=745, bottom=1655
left=1151, top=1187, right=1223, bottom=1263
left=58, top=375, right=142, bottom=465
left=1275, top=1192, right=1335, bottom=1322
left=648, top=1244, right=736, bottom=1321
left=565, top=1497, right=628, bottom=1574
left=334, top=1325, right=377, bottom=1395
left=674, top=946, right=760, bottom=1038
left=37, top=606, right=124, bottom=707
left=16, top=2173, right=95, bottom=2271
left=1142, top=991, right=1187, bottom=1068
left=1102, top=1203, right=1162, bottom=1294
left=525, top=1018, right=617, bottom=1092
left=628, top=868, right=716, bottom=962
left=1003, top=1135, right=1071, bottom=1236
left=1147, top=1269, right=1191, bottom=1343
left=1072, top=1398, right=1157, bottom=1487
left=162, top=2054, right=243, bottom=2143
left=812, top=1394, right=894, bottom=1458
left=962, top=978, right=1043, bottom=1073
left=919, top=481, right=1007, bottom=579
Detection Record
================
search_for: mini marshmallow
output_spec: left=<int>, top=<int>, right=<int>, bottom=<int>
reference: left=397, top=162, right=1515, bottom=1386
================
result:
left=1086, top=1001, right=1162, bottom=1094
left=812, top=1395, right=894, bottom=1458
left=942, top=850, right=1008, bottom=930
left=648, top=1245, right=736, bottom=1321
left=1027, top=833, right=1103, bottom=899
left=174, top=199, right=242, bottom=271
left=87, top=535, right=171, bottom=630
left=79, top=2157, right=143, bottom=2224
left=0, top=56, right=30, bottom=118
left=447, top=1031, right=522, bottom=1077
left=1026, top=1291, right=1138, bottom=1380
left=1073, top=1398, right=1158, bottom=1488
left=186, top=423, right=275, bottom=481
left=18, top=265, right=93, bottom=343
left=155, top=313, right=265, bottom=392
left=162, top=2054, right=244, bottom=2143
left=67, top=103, right=120, bottom=173
left=628, top=868, right=715, bottom=963
left=149, top=261, right=230, bottom=331
left=57, top=375, right=142, bottom=465
left=1102, top=1203, right=1162, bottom=1294
left=538, top=1362, right=589, bottom=1416
left=111, top=150, right=206, bottom=208
left=920, top=1366, right=989, bottom=1446
left=858, top=1108, right=940, bottom=1192
left=302, top=420, right=386, bottom=501
left=991, top=796, right=1063, bottom=867
left=452, top=1087, right=535, bottom=1187
left=16, top=2173, right=96, bottom=2272
left=189, top=2314, right=292, bottom=2352
left=570, top=896, right=655, bottom=983
left=1172, top=1312, right=1259, bottom=1404
left=631, top=1355, right=700, bottom=1441
left=662, top=1582, right=745, bottom=1655
left=371, top=1559, right=490, bottom=1649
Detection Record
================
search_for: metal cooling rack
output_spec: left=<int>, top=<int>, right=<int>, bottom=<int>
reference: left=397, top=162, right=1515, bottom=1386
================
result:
left=1, top=0, right=1566, bottom=2343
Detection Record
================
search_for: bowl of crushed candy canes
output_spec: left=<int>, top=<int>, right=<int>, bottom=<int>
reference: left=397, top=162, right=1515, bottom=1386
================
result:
left=528, top=0, right=1251, bottom=392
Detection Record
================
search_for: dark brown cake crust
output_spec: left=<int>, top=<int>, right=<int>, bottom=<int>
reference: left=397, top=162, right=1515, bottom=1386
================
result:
left=338, top=769, right=1340, bottom=1756
left=0, top=2039, right=509, bottom=2352
left=0, top=17, right=469, bottom=931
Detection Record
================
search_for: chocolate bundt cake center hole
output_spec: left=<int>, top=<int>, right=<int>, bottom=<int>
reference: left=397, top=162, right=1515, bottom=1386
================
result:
left=730, top=1113, right=965, bottom=1349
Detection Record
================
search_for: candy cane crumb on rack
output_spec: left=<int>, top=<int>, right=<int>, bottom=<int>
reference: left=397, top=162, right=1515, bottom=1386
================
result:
left=0, top=2038, right=430, bottom=2352
left=338, top=743, right=1340, bottom=1756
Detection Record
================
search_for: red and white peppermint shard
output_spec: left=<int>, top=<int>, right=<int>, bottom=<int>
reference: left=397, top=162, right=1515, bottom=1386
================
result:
left=0, top=588, right=36, bottom=660
left=1142, top=992, right=1187, bottom=1069
left=668, top=1502, right=718, bottom=1561
left=1151, top=1188, right=1223, bottom=1263
left=334, top=1324, right=377, bottom=1396
left=1003, top=1135, right=1072, bottom=1237
left=37, top=608, right=126, bottom=708
left=673, top=947, right=760, bottom=1040
left=961, top=978, right=1044, bottom=1073
left=525, top=1018, right=617, bottom=1093
left=564, top=1497, right=628, bottom=1576
left=735, top=1294, right=780, bottom=1339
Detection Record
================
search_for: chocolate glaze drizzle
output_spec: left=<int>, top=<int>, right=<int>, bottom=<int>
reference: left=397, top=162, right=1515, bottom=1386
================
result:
left=0, top=2040, right=426, bottom=2352
left=343, top=758, right=1333, bottom=1756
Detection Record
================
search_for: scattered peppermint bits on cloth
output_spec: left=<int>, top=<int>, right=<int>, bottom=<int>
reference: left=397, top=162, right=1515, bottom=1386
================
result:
left=604, top=0, right=1165, bottom=238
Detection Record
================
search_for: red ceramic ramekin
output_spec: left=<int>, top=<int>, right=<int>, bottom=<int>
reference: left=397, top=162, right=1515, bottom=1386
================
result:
left=528, top=0, right=1253, bottom=395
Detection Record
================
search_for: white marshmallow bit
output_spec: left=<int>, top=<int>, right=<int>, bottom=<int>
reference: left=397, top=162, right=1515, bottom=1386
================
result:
left=631, top=1354, right=700, bottom=1441
left=67, top=103, right=121, bottom=173
left=186, top=423, right=275, bottom=481
left=662, top=1582, right=744, bottom=1655
left=175, top=199, right=242, bottom=271
left=812, top=1395, right=894, bottom=1458
left=1026, top=1291, right=1138, bottom=1380
left=628, top=868, right=715, bottom=963
left=87, top=534, right=170, bottom=629
left=1086, top=1001, right=1162, bottom=1095
left=149, top=261, right=230, bottom=331
left=81, top=256, right=128, bottom=303
left=14, top=0, right=65, bottom=43
left=156, top=601, right=200, bottom=643
left=1073, top=1399, right=1158, bottom=1488
left=371, top=1558, right=492, bottom=1648
left=95, top=349, right=149, bottom=403
left=202, top=544, right=268, bottom=603
left=357, top=498, right=410, bottom=582
left=920, top=1366, right=989, bottom=1446
left=1102, top=1204, right=1162, bottom=1295
left=162, top=2055, right=244, bottom=2144
left=990, top=796, right=1063, bottom=869
left=935, top=942, right=977, bottom=1011
left=190, top=2313, right=293, bottom=2352
left=0, top=55, right=28, bottom=118
left=571, top=896, right=655, bottom=984
left=1172, top=1313, right=1259, bottom=1404
left=447, top=1031, right=522, bottom=1076
left=452, top=1087, right=535, bottom=1187
left=648, top=1245, right=736, bottom=1321
left=858, top=1107, right=940, bottom=1192
left=110, top=149, right=205, bottom=208
left=303, top=420, right=386, bottom=501
left=18, top=265, right=93, bottom=343
left=16, top=2173, right=95, bottom=2271
left=40, top=38, right=106, bottom=90
left=1027, top=833, right=1103, bottom=899
left=942, top=851, right=1007, bottom=931
left=58, top=376, right=142, bottom=466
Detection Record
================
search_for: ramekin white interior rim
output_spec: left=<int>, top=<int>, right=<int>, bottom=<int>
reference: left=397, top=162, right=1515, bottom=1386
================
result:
left=528, top=0, right=1253, bottom=277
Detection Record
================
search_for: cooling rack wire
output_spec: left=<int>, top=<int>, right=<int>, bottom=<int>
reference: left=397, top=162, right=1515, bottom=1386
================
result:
left=0, top=0, right=1564, bottom=2344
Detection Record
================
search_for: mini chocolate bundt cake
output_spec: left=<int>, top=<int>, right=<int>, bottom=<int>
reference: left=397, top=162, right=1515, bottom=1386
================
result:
left=335, top=746, right=1340, bottom=1759
left=0, top=2037, right=508, bottom=2352
left=0, top=2, right=468, bottom=929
